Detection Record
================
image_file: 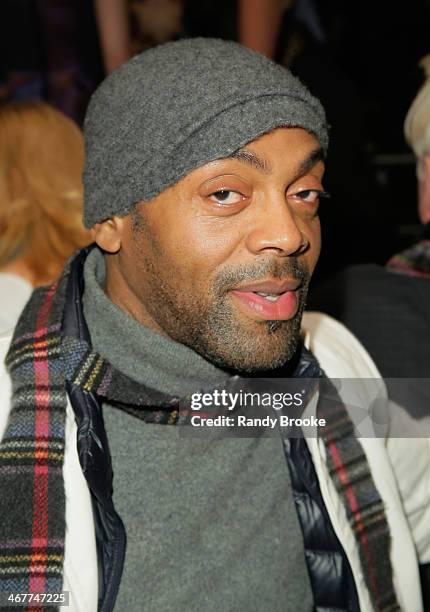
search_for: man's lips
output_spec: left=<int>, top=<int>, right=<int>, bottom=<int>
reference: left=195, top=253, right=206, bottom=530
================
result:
left=229, top=278, right=301, bottom=321
left=232, top=278, right=301, bottom=294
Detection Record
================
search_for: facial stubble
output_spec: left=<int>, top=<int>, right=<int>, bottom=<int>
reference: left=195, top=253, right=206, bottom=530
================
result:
left=131, top=209, right=310, bottom=373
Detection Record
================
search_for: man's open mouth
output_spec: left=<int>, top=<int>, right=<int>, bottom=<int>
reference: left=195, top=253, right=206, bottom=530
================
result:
left=229, top=278, right=301, bottom=321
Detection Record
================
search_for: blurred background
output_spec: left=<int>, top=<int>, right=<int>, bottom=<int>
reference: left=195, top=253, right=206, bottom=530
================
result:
left=1, top=0, right=429, bottom=283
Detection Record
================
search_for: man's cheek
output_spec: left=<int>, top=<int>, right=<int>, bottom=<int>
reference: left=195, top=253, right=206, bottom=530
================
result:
left=308, top=225, right=322, bottom=272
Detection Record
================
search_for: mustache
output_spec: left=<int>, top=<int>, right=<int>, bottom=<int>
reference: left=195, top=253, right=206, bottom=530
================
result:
left=212, top=257, right=310, bottom=294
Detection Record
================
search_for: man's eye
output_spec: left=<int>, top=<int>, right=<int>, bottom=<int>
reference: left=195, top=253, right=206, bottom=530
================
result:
left=209, top=190, right=244, bottom=205
left=293, top=189, right=330, bottom=204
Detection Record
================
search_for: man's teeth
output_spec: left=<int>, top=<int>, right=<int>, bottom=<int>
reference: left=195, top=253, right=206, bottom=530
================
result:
left=255, top=292, right=281, bottom=302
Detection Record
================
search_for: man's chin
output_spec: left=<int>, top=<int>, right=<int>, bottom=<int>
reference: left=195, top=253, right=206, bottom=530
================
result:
left=194, top=315, right=303, bottom=374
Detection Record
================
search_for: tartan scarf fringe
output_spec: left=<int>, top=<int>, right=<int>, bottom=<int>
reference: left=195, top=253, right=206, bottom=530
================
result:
left=317, top=380, right=400, bottom=611
left=1, top=276, right=69, bottom=610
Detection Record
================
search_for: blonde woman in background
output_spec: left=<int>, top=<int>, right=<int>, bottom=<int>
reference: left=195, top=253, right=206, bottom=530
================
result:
left=404, top=54, right=430, bottom=227
left=0, top=102, right=91, bottom=334
left=309, top=55, right=430, bottom=403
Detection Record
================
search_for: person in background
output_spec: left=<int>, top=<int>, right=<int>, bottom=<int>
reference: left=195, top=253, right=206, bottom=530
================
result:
left=309, top=57, right=430, bottom=605
left=127, top=0, right=183, bottom=52
left=309, top=55, right=430, bottom=404
left=404, top=55, right=430, bottom=229
left=94, top=0, right=131, bottom=73
left=0, top=102, right=91, bottom=334
left=238, top=0, right=292, bottom=58
left=94, top=0, right=183, bottom=74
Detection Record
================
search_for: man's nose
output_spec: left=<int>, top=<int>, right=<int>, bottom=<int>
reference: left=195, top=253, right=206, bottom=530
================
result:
left=245, top=193, right=309, bottom=256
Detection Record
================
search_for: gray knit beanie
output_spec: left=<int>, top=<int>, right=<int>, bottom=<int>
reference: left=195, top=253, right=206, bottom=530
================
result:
left=83, top=37, right=328, bottom=228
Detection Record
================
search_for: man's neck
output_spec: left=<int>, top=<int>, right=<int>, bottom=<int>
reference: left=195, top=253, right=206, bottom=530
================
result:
left=82, top=247, right=229, bottom=397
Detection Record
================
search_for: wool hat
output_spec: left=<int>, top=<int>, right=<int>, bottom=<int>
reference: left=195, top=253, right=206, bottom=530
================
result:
left=83, top=37, right=329, bottom=228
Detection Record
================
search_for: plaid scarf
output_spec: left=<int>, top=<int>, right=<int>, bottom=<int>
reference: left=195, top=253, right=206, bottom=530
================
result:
left=0, top=248, right=399, bottom=611
left=387, top=222, right=430, bottom=278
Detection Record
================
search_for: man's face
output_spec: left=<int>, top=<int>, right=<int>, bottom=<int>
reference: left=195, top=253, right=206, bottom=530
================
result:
left=105, top=127, right=325, bottom=372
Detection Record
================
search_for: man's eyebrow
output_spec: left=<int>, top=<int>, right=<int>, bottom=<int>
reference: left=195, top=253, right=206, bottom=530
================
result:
left=229, top=149, right=272, bottom=174
left=297, top=147, right=325, bottom=176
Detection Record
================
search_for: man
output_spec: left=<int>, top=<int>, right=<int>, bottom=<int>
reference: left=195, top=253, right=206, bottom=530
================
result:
left=0, top=39, right=429, bottom=612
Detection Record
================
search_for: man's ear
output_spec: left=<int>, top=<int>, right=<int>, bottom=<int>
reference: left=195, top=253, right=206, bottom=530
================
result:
left=92, top=217, right=125, bottom=253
